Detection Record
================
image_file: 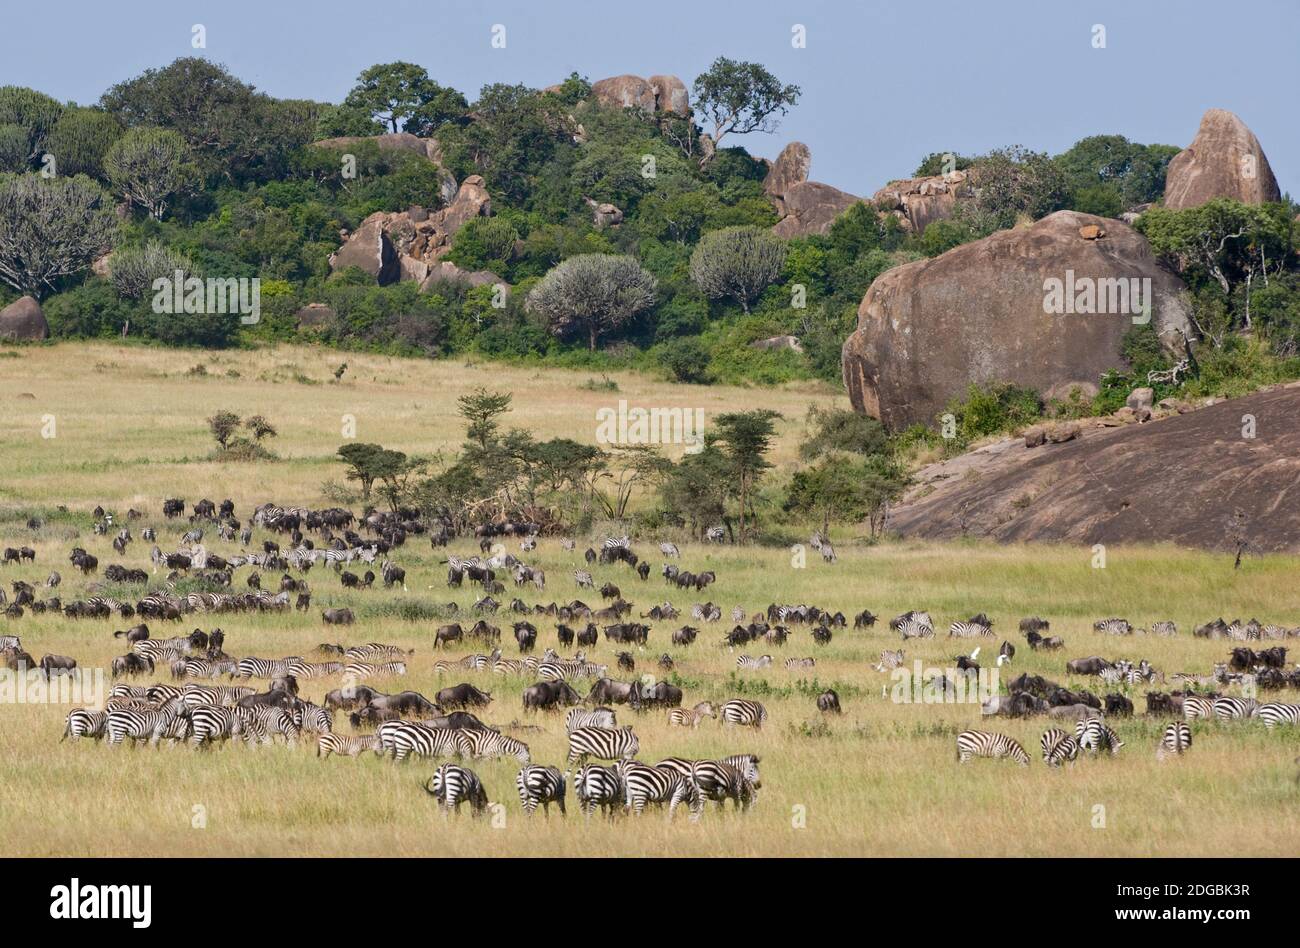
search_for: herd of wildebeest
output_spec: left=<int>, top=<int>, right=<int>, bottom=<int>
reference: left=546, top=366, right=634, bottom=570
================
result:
left=2, top=497, right=1299, bottom=818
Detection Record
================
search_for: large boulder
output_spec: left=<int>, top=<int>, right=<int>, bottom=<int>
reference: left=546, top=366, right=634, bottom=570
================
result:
left=771, top=181, right=862, bottom=239
left=841, top=211, right=1192, bottom=430
left=648, top=75, right=690, bottom=116
left=763, top=142, right=811, bottom=214
left=592, top=74, right=690, bottom=116
left=872, top=170, right=973, bottom=234
left=0, top=296, right=49, bottom=341
left=419, top=261, right=506, bottom=291
left=329, top=176, right=492, bottom=285
left=1163, top=109, right=1281, bottom=210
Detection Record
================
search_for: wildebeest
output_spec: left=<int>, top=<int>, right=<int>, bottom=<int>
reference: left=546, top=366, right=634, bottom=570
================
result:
left=1105, top=693, right=1134, bottom=717
left=817, top=689, right=842, bottom=713
left=111, top=653, right=154, bottom=678
left=1067, top=656, right=1113, bottom=677
left=587, top=678, right=642, bottom=706
left=39, top=655, right=77, bottom=678
left=436, top=683, right=492, bottom=710
left=322, top=608, right=355, bottom=625
left=513, top=622, right=538, bottom=653
left=323, top=684, right=378, bottom=710
left=114, top=624, right=151, bottom=644
left=522, top=680, right=581, bottom=712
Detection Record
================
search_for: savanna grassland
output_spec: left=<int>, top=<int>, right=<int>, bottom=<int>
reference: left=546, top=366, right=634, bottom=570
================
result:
left=1, top=343, right=1299, bottom=857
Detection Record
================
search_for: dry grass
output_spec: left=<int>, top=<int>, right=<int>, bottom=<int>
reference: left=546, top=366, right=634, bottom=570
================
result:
left=1, top=343, right=1298, bottom=856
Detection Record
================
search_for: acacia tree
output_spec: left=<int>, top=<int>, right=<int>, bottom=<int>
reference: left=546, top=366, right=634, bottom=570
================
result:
left=713, top=409, right=781, bottom=541
left=343, top=62, right=466, bottom=134
left=104, top=126, right=195, bottom=219
left=527, top=254, right=657, bottom=350
left=689, top=225, right=787, bottom=313
left=0, top=173, right=117, bottom=296
left=692, top=58, right=800, bottom=166
left=207, top=411, right=241, bottom=449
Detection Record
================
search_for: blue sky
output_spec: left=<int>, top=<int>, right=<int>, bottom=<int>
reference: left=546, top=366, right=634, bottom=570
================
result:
left=4, top=0, right=1296, bottom=197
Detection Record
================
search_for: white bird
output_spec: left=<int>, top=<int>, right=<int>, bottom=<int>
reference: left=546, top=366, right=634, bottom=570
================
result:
left=969, top=647, right=981, bottom=661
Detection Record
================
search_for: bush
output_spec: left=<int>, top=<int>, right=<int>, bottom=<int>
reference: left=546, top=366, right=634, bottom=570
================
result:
left=657, top=337, right=712, bottom=383
left=42, top=280, right=133, bottom=338
left=944, top=382, right=1044, bottom=442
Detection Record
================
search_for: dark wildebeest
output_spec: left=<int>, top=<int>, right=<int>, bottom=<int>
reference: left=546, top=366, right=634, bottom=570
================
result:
left=1020, top=617, right=1050, bottom=634
left=1105, top=693, right=1134, bottom=717
left=586, top=678, right=641, bottom=707
left=616, top=652, right=635, bottom=672
left=270, top=675, right=299, bottom=696
left=322, top=608, right=355, bottom=625
left=672, top=626, right=699, bottom=646
left=576, top=623, right=598, bottom=647
left=817, top=689, right=842, bottom=714
left=40, top=655, right=77, bottom=678
left=114, top=624, right=151, bottom=644
left=639, top=681, right=683, bottom=709
left=555, top=624, right=575, bottom=648
left=522, top=680, right=581, bottom=712
left=1067, top=657, right=1112, bottom=676
left=324, top=684, right=378, bottom=710
left=111, top=653, right=154, bottom=678
left=434, top=624, right=463, bottom=649
left=513, top=622, right=537, bottom=654
left=436, top=683, right=492, bottom=710
left=237, top=690, right=298, bottom=710
left=1145, top=692, right=1176, bottom=716
left=424, top=711, right=492, bottom=731
left=369, top=690, right=439, bottom=717
left=296, top=592, right=311, bottom=611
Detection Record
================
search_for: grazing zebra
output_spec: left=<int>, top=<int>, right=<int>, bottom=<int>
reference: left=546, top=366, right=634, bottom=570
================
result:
left=62, top=708, right=107, bottom=741
left=719, top=698, right=768, bottom=729
left=516, top=765, right=566, bottom=815
left=1150, top=621, right=1178, bottom=636
left=344, top=660, right=407, bottom=679
left=736, top=654, right=773, bottom=670
left=1074, top=719, right=1124, bottom=756
left=376, top=721, right=467, bottom=762
left=233, top=657, right=299, bottom=680
left=893, top=611, right=934, bottom=640
left=1183, top=695, right=1216, bottom=722
left=234, top=705, right=301, bottom=745
left=704, top=526, right=725, bottom=543
left=1213, top=697, right=1258, bottom=721
left=667, top=702, right=714, bottom=728
left=1093, top=618, right=1134, bottom=635
left=689, top=759, right=757, bottom=811
left=659, top=542, right=680, bottom=558
left=615, top=760, right=703, bottom=820
left=1258, top=703, right=1300, bottom=730
left=949, top=615, right=994, bottom=638
left=317, top=732, right=382, bottom=759
left=287, top=660, right=344, bottom=679
left=786, top=657, right=816, bottom=670
left=180, top=685, right=255, bottom=709
left=955, top=730, right=1030, bottom=766
left=460, top=728, right=530, bottom=764
left=574, top=570, right=595, bottom=589
left=425, top=764, right=489, bottom=817
left=573, top=764, right=623, bottom=818
left=566, top=725, right=640, bottom=766
left=105, top=700, right=190, bottom=747
left=293, top=702, right=334, bottom=734
left=188, top=705, right=248, bottom=748
left=538, top=658, right=605, bottom=681
left=435, top=652, right=493, bottom=674
left=1157, top=721, right=1192, bottom=758
left=1040, top=728, right=1080, bottom=767
left=874, top=649, right=905, bottom=672
left=566, top=707, right=617, bottom=733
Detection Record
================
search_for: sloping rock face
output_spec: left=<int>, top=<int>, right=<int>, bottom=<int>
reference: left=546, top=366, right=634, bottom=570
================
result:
left=329, top=176, right=492, bottom=285
left=771, top=181, right=862, bottom=238
left=591, top=74, right=690, bottom=116
left=418, top=261, right=505, bottom=291
left=887, top=384, right=1300, bottom=552
left=872, top=170, right=973, bottom=234
left=763, top=142, right=811, bottom=214
left=0, top=296, right=49, bottom=341
left=314, top=133, right=457, bottom=204
left=1164, top=109, right=1281, bottom=210
left=841, top=211, right=1192, bottom=430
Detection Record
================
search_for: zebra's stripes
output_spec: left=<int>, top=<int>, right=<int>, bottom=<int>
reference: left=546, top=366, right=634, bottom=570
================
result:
left=425, top=763, right=489, bottom=816
left=1183, top=695, right=1216, bottom=722
left=615, top=760, right=703, bottom=820
left=667, top=702, right=714, bottom=728
left=180, top=685, right=255, bottom=709
left=516, top=765, right=566, bottom=815
left=460, top=728, right=530, bottom=764
left=62, top=708, right=107, bottom=741
left=1157, top=721, right=1192, bottom=757
left=189, top=705, right=248, bottom=748
left=376, top=721, right=466, bottom=762
left=1040, top=728, right=1080, bottom=767
left=105, top=699, right=189, bottom=747
left=566, top=707, right=617, bottom=733
left=233, top=705, right=300, bottom=744
left=344, top=660, right=408, bottom=679
left=1259, top=703, right=1300, bottom=730
left=736, top=655, right=772, bottom=670
left=566, top=725, right=640, bottom=766
left=956, top=730, right=1030, bottom=765
left=317, top=733, right=381, bottom=759
left=1074, top=719, right=1124, bottom=756
left=719, top=698, right=768, bottom=729
left=1213, top=697, right=1258, bottom=721
left=574, top=764, right=623, bottom=818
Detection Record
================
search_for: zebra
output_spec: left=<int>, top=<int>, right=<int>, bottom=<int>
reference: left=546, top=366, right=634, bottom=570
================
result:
left=1213, top=697, right=1258, bottom=721
left=173, top=657, right=237, bottom=680
left=566, top=707, right=617, bottom=733
left=573, top=764, right=624, bottom=818
left=105, top=699, right=190, bottom=747
left=344, top=643, right=410, bottom=660
left=62, top=708, right=107, bottom=741
left=293, top=702, right=334, bottom=734
left=1259, top=703, right=1300, bottom=729
left=949, top=615, right=994, bottom=638
left=435, top=652, right=494, bottom=674
left=659, top=542, right=680, bottom=558
left=188, top=705, right=248, bottom=749
left=425, top=764, right=489, bottom=817
left=180, top=685, right=255, bottom=709
left=1074, top=719, right=1124, bottom=756
left=736, top=654, right=773, bottom=670
left=344, top=660, right=407, bottom=678
left=874, top=649, right=905, bottom=672
left=317, top=732, right=382, bottom=758
left=376, top=721, right=467, bottom=762
left=667, top=702, right=714, bottom=728
left=574, top=570, right=595, bottom=589
left=1093, top=618, right=1134, bottom=635
left=1157, top=721, right=1193, bottom=758
left=1150, top=621, right=1178, bottom=636
left=786, top=657, right=816, bottom=670
left=892, top=611, right=934, bottom=639
left=1183, top=695, right=1216, bottom=722
left=516, top=765, right=566, bottom=815
left=690, top=759, right=757, bottom=810
left=615, top=760, right=703, bottom=820
left=955, top=730, right=1030, bottom=765
left=460, top=728, right=530, bottom=764
left=704, top=526, right=725, bottom=543
left=233, top=657, right=299, bottom=680
left=719, top=698, right=768, bottom=729
left=566, top=725, right=640, bottom=766
left=1040, top=728, right=1080, bottom=767
left=233, top=705, right=301, bottom=745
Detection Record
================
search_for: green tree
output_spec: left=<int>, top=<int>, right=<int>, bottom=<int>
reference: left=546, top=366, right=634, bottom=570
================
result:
left=43, top=107, right=123, bottom=178
left=207, top=411, right=242, bottom=449
left=0, top=174, right=117, bottom=297
left=337, top=442, right=386, bottom=501
left=689, top=225, right=787, bottom=313
left=527, top=253, right=657, bottom=350
left=0, top=86, right=64, bottom=170
left=785, top=454, right=904, bottom=538
left=108, top=241, right=193, bottom=300
left=457, top=388, right=512, bottom=451
left=712, top=409, right=781, bottom=541
left=448, top=217, right=518, bottom=272
left=800, top=405, right=890, bottom=460
left=342, top=62, right=466, bottom=134
left=692, top=58, right=801, bottom=165
left=104, top=126, right=195, bottom=219
left=245, top=414, right=277, bottom=441
left=658, top=336, right=713, bottom=383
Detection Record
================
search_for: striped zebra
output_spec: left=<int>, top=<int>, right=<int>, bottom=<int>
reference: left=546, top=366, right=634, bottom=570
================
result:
left=344, top=660, right=407, bottom=678
left=539, top=658, right=605, bottom=681
left=1040, top=728, right=1080, bottom=767
left=188, top=705, right=248, bottom=748
left=1213, top=697, right=1258, bottom=721
left=719, top=698, right=768, bottom=729
left=704, top=526, right=725, bottom=543
left=1183, top=695, right=1217, bottom=722
left=656, top=758, right=756, bottom=811
left=874, top=649, right=906, bottom=672
left=62, top=708, right=107, bottom=741
left=172, top=657, right=238, bottom=680
left=659, top=542, right=680, bottom=558
left=344, top=643, right=410, bottom=660
left=233, top=657, right=299, bottom=680
left=614, top=760, right=703, bottom=820
left=566, top=707, right=617, bottom=733
left=434, top=652, right=493, bottom=674
left=146, top=684, right=183, bottom=705
left=516, top=765, right=566, bottom=815
left=574, top=570, right=595, bottom=589
left=105, top=699, right=190, bottom=747
left=736, top=655, right=773, bottom=670
left=292, top=702, right=334, bottom=734
left=956, top=730, right=1030, bottom=765
left=949, top=615, right=994, bottom=638
left=1259, top=703, right=1300, bottom=729
left=1093, top=618, right=1134, bottom=635
left=109, top=683, right=149, bottom=701
left=786, top=657, right=815, bottom=670
left=460, top=728, right=530, bottom=764
left=667, top=702, right=714, bottom=728
left=287, top=660, right=345, bottom=679
left=1074, top=719, right=1124, bottom=756
left=1150, top=621, right=1178, bottom=636
left=376, top=721, right=467, bottom=762
left=180, top=685, right=255, bottom=709
left=493, top=655, right=537, bottom=676
left=104, top=697, right=158, bottom=713
left=603, top=535, right=631, bottom=553
left=317, top=732, right=382, bottom=759
left=575, top=764, right=624, bottom=818
left=566, top=725, right=640, bottom=766
left=892, top=611, right=934, bottom=640
left=425, top=764, right=489, bottom=816
left=1157, top=721, right=1192, bottom=758
left=233, top=705, right=301, bottom=745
